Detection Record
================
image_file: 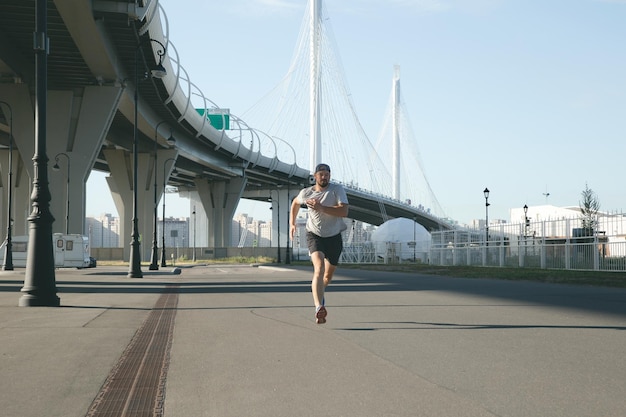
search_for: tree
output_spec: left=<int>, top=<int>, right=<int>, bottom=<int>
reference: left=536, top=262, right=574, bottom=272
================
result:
left=579, top=183, right=600, bottom=232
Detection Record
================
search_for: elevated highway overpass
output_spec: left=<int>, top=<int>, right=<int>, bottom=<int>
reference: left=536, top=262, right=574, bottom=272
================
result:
left=0, top=0, right=453, bottom=261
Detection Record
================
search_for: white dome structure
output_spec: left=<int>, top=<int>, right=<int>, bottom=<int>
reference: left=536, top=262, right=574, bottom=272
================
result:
left=371, top=218, right=431, bottom=262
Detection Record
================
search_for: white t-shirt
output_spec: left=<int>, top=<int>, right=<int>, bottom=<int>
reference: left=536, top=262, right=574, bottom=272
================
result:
left=295, top=183, right=349, bottom=237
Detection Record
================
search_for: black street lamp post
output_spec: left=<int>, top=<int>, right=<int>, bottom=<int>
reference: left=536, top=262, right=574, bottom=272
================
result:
left=0, top=101, right=14, bottom=270
left=285, top=182, right=291, bottom=264
left=296, top=228, right=300, bottom=261
left=268, top=194, right=280, bottom=263
left=523, top=204, right=529, bottom=259
left=52, top=152, right=70, bottom=234
left=149, top=121, right=173, bottom=270
left=523, top=204, right=529, bottom=237
left=20, top=0, right=60, bottom=306
left=272, top=187, right=282, bottom=263
left=192, top=205, right=196, bottom=262
left=160, top=158, right=176, bottom=267
left=484, top=188, right=490, bottom=245
left=129, top=37, right=167, bottom=278
left=413, top=216, right=417, bottom=262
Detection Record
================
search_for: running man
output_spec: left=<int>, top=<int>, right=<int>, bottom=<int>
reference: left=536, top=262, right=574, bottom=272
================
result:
left=290, top=163, right=349, bottom=324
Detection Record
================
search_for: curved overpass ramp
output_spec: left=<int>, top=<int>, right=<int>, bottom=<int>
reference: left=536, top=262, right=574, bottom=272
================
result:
left=0, top=0, right=453, bottom=243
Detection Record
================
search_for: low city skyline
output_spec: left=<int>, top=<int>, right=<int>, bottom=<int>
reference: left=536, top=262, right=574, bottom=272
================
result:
left=86, top=171, right=272, bottom=221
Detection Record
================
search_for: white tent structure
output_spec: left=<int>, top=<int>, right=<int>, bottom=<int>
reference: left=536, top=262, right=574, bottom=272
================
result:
left=371, top=218, right=431, bottom=263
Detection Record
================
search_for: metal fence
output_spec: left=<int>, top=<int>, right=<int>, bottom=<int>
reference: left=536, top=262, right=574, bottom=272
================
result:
left=340, top=242, right=430, bottom=265
left=340, top=243, right=381, bottom=264
left=430, top=215, right=626, bottom=272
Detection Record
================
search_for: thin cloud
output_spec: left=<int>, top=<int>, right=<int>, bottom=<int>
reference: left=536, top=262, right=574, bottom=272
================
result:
left=389, top=0, right=451, bottom=12
left=255, top=0, right=302, bottom=10
left=222, top=0, right=303, bottom=18
left=329, top=0, right=503, bottom=15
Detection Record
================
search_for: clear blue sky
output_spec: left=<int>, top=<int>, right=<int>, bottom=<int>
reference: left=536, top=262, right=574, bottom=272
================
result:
left=88, top=0, right=626, bottom=225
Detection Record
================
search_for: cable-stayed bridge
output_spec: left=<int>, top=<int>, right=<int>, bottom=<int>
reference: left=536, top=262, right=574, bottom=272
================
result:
left=240, top=0, right=448, bottom=225
left=0, top=0, right=452, bottom=264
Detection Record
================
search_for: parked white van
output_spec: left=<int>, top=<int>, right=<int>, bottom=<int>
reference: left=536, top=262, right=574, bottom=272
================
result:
left=1, top=233, right=93, bottom=268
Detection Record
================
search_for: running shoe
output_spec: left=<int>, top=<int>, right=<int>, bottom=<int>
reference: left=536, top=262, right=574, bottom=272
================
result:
left=315, top=305, right=327, bottom=324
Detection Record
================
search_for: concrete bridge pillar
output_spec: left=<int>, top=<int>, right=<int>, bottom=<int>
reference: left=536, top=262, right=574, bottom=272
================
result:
left=0, top=84, right=122, bottom=237
left=0, top=149, right=30, bottom=238
left=269, top=187, right=293, bottom=255
left=104, top=148, right=178, bottom=261
left=104, top=148, right=149, bottom=261
left=0, top=84, right=37, bottom=238
left=140, top=149, right=178, bottom=261
left=46, top=87, right=121, bottom=235
left=193, top=176, right=247, bottom=248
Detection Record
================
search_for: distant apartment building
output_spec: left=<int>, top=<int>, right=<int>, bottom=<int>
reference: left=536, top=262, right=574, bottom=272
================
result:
left=86, top=214, right=189, bottom=249
left=158, top=217, right=190, bottom=249
left=86, top=214, right=120, bottom=248
left=257, top=222, right=271, bottom=247
left=233, top=213, right=271, bottom=248
left=472, top=218, right=507, bottom=230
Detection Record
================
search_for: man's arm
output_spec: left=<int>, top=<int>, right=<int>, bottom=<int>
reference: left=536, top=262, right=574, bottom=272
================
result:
left=306, top=199, right=349, bottom=218
left=307, top=185, right=349, bottom=217
left=317, top=202, right=349, bottom=218
left=289, top=198, right=301, bottom=240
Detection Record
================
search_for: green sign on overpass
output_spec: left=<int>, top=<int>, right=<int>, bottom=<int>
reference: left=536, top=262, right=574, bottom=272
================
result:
left=196, top=108, right=230, bottom=130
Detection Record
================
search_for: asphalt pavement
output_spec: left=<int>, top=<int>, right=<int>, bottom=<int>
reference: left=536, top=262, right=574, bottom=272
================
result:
left=1, top=264, right=624, bottom=417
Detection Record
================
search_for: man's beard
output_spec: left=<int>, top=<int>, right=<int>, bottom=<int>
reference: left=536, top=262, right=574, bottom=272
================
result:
left=318, top=179, right=329, bottom=188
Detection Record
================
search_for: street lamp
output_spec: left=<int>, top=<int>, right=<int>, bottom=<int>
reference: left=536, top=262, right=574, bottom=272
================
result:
left=0, top=100, right=14, bottom=270
left=484, top=188, right=490, bottom=244
left=161, top=157, right=177, bottom=267
left=192, top=205, right=196, bottom=262
left=296, top=227, right=300, bottom=261
left=285, top=182, right=291, bottom=264
left=20, top=1, right=60, bottom=306
left=523, top=204, right=529, bottom=236
left=275, top=202, right=281, bottom=263
left=268, top=199, right=280, bottom=262
left=52, top=152, right=70, bottom=234
left=129, top=37, right=167, bottom=278
left=270, top=187, right=282, bottom=263
left=523, top=204, right=530, bottom=262
left=413, top=216, right=417, bottom=262
left=149, top=121, right=174, bottom=270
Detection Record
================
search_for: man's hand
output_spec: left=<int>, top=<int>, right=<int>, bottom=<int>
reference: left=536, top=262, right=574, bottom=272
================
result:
left=305, top=198, right=319, bottom=211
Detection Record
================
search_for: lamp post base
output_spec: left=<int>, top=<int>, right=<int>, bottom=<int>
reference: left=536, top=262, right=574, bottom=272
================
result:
left=128, top=245, right=143, bottom=278
left=128, top=214, right=142, bottom=277
left=19, top=293, right=60, bottom=307
left=149, top=245, right=159, bottom=270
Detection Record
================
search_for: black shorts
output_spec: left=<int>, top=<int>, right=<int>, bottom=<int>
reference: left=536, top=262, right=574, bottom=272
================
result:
left=306, top=231, right=343, bottom=266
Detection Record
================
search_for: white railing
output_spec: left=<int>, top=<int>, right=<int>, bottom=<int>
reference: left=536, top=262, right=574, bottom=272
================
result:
left=430, top=215, right=626, bottom=272
left=340, top=243, right=380, bottom=264
left=339, top=242, right=430, bottom=265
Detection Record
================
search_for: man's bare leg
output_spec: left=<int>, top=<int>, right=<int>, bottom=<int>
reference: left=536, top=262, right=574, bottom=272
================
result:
left=323, top=259, right=336, bottom=288
left=310, top=251, right=326, bottom=307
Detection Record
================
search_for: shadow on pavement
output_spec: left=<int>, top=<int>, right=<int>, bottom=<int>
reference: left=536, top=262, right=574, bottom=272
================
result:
left=1, top=266, right=625, bottom=318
